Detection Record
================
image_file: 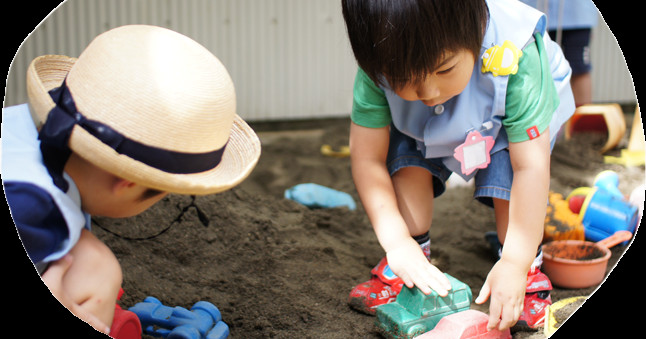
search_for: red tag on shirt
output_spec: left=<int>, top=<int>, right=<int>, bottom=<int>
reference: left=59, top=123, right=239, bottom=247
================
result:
left=526, top=126, right=539, bottom=140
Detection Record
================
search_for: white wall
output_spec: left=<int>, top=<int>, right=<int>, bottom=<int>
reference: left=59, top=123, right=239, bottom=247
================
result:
left=589, top=18, right=635, bottom=103
left=3, top=0, right=637, bottom=122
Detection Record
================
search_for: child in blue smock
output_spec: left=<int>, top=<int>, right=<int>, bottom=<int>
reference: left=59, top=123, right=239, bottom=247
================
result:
left=2, top=25, right=260, bottom=336
left=341, top=0, right=575, bottom=330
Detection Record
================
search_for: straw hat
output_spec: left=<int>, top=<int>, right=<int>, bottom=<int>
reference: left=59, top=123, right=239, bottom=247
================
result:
left=26, top=25, right=260, bottom=195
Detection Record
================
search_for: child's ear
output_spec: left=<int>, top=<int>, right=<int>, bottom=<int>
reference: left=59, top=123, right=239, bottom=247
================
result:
left=112, top=178, right=137, bottom=196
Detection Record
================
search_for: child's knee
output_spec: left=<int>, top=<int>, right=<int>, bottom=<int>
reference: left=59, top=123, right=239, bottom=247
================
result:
left=393, top=166, right=433, bottom=185
left=90, top=242, right=123, bottom=287
left=69, top=230, right=123, bottom=294
left=81, top=231, right=122, bottom=283
left=65, top=230, right=123, bottom=324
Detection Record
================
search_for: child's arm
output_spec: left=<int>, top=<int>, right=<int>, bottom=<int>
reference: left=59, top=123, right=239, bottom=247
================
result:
left=349, top=122, right=450, bottom=296
left=42, top=254, right=112, bottom=334
left=476, top=127, right=551, bottom=330
left=42, top=229, right=123, bottom=334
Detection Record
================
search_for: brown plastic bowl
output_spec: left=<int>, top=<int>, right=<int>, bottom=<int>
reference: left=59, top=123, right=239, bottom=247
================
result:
left=541, top=231, right=632, bottom=289
left=542, top=240, right=610, bottom=289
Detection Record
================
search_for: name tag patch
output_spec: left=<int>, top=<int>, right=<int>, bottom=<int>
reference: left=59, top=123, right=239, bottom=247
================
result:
left=453, top=130, right=495, bottom=175
left=527, top=126, right=540, bottom=140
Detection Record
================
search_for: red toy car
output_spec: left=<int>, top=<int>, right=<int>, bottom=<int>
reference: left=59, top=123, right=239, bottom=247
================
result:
left=415, top=309, right=511, bottom=339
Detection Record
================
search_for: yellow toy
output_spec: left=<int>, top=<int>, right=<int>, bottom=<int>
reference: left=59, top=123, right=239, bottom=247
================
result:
left=604, top=106, right=644, bottom=165
left=543, top=192, right=585, bottom=242
left=481, top=40, right=522, bottom=76
left=320, top=144, right=350, bottom=158
left=544, top=296, right=586, bottom=337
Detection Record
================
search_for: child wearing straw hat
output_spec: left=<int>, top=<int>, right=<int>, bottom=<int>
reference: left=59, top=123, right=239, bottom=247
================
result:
left=2, top=25, right=260, bottom=335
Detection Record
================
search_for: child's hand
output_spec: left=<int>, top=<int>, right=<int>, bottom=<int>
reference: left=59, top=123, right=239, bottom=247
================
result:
left=42, top=254, right=111, bottom=335
left=475, top=258, right=527, bottom=331
left=386, top=238, right=451, bottom=296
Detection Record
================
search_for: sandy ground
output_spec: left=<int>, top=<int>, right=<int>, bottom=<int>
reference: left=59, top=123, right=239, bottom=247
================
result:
left=6, top=111, right=644, bottom=338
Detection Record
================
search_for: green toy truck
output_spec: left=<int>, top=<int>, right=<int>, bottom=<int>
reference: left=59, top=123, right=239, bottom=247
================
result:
left=375, top=273, right=472, bottom=339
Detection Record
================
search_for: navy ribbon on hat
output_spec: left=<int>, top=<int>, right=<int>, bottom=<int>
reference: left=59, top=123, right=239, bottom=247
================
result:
left=39, top=80, right=227, bottom=192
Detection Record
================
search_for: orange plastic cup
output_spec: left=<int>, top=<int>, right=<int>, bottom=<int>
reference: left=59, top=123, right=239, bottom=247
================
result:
left=541, top=231, right=632, bottom=289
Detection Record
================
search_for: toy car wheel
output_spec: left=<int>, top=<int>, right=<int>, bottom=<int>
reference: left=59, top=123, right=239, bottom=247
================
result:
left=168, top=324, right=201, bottom=339
left=536, top=291, right=550, bottom=300
left=192, top=301, right=222, bottom=322
left=206, top=321, right=230, bottom=339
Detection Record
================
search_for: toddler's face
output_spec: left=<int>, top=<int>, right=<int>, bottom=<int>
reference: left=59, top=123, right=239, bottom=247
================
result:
left=394, top=49, right=475, bottom=107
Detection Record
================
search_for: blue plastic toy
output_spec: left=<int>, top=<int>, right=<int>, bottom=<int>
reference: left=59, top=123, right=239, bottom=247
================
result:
left=128, top=297, right=229, bottom=339
left=284, top=183, right=356, bottom=210
left=568, top=170, right=639, bottom=245
left=593, top=170, right=624, bottom=199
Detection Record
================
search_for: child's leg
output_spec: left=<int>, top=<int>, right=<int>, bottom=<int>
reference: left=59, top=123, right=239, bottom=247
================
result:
left=475, top=149, right=513, bottom=253
left=492, top=198, right=510, bottom=244
left=386, top=126, right=450, bottom=243
left=348, top=127, right=449, bottom=314
left=348, top=168, right=435, bottom=315
left=392, top=166, right=434, bottom=238
left=487, top=184, right=551, bottom=329
left=62, top=229, right=123, bottom=327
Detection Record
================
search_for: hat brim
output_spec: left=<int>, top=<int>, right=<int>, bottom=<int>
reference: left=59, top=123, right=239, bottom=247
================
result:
left=27, top=54, right=261, bottom=195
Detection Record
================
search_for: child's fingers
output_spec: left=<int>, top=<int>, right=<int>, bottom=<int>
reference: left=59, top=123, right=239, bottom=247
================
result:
left=430, top=265, right=452, bottom=291
left=475, top=279, right=491, bottom=304
left=477, top=278, right=504, bottom=331
left=387, top=247, right=451, bottom=296
left=497, top=304, right=518, bottom=331
left=399, top=272, right=415, bottom=289
left=411, top=262, right=450, bottom=296
left=487, top=299, right=502, bottom=331
left=504, top=296, right=524, bottom=330
left=68, top=303, right=111, bottom=335
left=426, top=265, right=450, bottom=296
left=480, top=284, right=524, bottom=331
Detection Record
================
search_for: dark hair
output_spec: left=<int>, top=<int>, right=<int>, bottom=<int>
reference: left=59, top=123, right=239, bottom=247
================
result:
left=341, top=0, right=489, bottom=90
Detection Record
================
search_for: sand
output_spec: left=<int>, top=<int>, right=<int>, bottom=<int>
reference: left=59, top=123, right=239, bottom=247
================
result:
left=9, top=112, right=643, bottom=338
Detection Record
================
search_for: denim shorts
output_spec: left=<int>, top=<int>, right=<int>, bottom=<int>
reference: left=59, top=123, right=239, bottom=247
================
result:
left=386, top=126, right=512, bottom=207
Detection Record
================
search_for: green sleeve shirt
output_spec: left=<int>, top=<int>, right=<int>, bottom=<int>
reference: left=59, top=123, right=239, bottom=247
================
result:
left=350, top=69, right=393, bottom=128
left=350, top=34, right=560, bottom=143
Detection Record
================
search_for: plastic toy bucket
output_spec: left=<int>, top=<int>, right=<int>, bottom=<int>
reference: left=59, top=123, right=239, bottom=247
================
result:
left=577, top=187, right=638, bottom=243
left=541, top=231, right=632, bottom=288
